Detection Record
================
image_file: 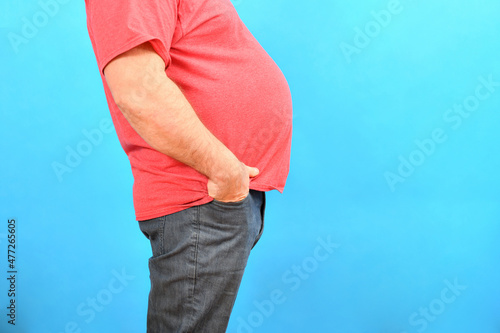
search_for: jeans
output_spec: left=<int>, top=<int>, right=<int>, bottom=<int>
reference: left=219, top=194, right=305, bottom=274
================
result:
left=138, top=189, right=266, bottom=332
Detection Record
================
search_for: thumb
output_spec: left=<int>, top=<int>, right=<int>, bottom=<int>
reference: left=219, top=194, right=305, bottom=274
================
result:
left=247, top=166, right=260, bottom=178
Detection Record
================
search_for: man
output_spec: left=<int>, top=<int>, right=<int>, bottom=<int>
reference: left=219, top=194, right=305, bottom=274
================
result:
left=84, top=0, right=292, bottom=331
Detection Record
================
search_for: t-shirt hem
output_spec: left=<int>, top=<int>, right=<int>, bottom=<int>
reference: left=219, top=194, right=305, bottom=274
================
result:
left=136, top=196, right=213, bottom=221
left=135, top=183, right=284, bottom=221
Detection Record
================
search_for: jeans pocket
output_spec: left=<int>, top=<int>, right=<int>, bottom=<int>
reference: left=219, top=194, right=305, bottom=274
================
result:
left=211, top=192, right=250, bottom=207
left=138, top=216, right=165, bottom=258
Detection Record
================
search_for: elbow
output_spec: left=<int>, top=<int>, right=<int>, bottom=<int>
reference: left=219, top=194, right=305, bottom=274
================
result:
left=112, top=91, right=134, bottom=116
left=111, top=86, right=170, bottom=136
left=109, top=74, right=168, bottom=122
left=111, top=88, right=149, bottom=122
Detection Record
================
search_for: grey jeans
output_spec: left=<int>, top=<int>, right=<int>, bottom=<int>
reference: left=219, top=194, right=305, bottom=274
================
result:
left=138, top=190, right=266, bottom=332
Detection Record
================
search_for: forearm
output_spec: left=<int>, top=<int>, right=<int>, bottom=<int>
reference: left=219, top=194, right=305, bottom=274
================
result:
left=115, top=75, right=241, bottom=183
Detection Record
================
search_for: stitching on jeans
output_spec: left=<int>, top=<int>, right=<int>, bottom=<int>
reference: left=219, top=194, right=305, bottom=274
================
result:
left=252, top=192, right=266, bottom=249
left=159, top=218, right=165, bottom=256
left=188, top=205, right=201, bottom=329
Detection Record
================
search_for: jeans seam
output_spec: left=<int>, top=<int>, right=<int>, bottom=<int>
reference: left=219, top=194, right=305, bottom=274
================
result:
left=251, top=192, right=265, bottom=249
left=187, top=205, right=201, bottom=330
left=159, top=219, right=165, bottom=256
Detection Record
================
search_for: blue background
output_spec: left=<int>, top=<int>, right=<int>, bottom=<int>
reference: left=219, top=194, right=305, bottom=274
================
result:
left=1, top=0, right=500, bottom=332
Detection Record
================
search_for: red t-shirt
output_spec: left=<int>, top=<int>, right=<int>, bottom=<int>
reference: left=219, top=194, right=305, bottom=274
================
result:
left=85, top=0, right=293, bottom=221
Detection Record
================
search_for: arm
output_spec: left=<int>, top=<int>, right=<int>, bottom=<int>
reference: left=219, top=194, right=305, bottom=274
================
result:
left=103, top=42, right=258, bottom=202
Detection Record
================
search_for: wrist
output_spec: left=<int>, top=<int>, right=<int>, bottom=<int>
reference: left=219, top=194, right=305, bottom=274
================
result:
left=209, top=156, right=243, bottom=183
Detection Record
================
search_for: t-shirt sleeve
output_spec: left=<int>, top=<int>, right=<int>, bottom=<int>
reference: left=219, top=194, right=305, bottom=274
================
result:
left=85, top=0, right=178, bottom=73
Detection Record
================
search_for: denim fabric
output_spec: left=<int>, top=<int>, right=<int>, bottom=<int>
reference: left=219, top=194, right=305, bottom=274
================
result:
left=138, top=190, right=266, bottom=332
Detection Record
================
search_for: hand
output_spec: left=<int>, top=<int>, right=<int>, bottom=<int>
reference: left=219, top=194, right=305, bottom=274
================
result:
left=207, top=162, right=260, bottom=202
